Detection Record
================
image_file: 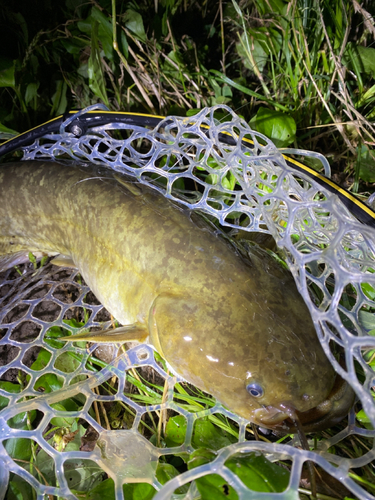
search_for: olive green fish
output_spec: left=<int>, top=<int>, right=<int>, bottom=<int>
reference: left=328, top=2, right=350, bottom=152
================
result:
left=0, top=161, right=354, bottom=431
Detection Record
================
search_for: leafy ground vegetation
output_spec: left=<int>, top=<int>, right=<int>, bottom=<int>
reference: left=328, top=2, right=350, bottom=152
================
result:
left=0, top=0, right=375, bottom=189
left=0, top=0, right=375, bottom=499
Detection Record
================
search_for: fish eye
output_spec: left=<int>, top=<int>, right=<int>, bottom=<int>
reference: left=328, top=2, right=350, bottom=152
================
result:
left=246, top=383, right=264, bottom=398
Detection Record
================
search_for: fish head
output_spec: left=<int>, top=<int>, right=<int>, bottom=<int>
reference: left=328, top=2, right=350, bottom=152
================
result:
left=149, top=292, right=354, bottom=432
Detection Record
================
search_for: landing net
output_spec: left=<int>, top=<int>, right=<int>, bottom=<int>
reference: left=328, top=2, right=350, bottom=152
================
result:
left=0, top=105, right=374, bottom=499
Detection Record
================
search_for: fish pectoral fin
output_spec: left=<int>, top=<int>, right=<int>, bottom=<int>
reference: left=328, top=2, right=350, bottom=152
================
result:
left=50, top=254, right=77, bottom=268
left=59, top=323, right=149, bottom=343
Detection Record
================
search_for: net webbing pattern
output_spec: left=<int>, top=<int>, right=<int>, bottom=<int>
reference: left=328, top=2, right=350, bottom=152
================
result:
left=0, top=105, right=374, bottom=499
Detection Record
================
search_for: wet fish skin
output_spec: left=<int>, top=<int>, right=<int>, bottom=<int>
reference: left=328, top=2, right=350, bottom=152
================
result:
left=0, top=161, right=353, bottom=431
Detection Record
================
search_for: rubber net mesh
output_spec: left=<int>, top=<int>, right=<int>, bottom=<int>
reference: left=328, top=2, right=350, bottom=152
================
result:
left=1, top=105, right=375, bottom=499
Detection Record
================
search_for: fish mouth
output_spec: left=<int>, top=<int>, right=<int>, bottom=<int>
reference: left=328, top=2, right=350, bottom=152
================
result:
left=253, top=374, right=356, bottom=433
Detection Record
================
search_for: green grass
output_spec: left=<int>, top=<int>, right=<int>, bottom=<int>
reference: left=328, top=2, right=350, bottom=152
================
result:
left=1, top=0, right=375, bottom=189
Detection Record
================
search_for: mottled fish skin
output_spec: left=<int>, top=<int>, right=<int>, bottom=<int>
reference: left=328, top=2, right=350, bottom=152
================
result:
left=0, top=161, right=353, bottom=431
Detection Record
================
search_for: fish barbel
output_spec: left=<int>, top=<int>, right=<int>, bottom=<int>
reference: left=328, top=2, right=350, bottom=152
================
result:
left=0, top=161, right=354, bottom=431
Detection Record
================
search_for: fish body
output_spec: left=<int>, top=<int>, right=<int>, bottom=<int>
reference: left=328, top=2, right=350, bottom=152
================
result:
left=0, top=161, right=354, bottom=431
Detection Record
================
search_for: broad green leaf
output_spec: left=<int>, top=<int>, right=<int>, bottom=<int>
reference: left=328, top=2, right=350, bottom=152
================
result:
left=0, top=381, right=21, bottom=394
left=167, top=50, right=184, bottom=67
left=250, top=107, right=296, bottom=147
left=77, top=18, right=92, bottom=34
left=30, top=348, right=52, bottom=371
left=192, top=418, right=237, bottom=451
left=91, top=6, right=114, bottom=61
left=123, top=483, right=157, bottom=500
left=189, top=448, right=289, bottom=494
left=64, top=318, right=87, bottom=329
left=54, top=351, right=80, bottom=373
left=357, top=145, right=375, bottom=183
left=236, top=32, right=268, bottom=73
left=4, top=438, right=32, bottom=461
left=45, top=325, right=84, bottom=349
left=156, top=463, right=189, bottom=494
left=225, top=453, right=289, bottom=492
left=0, top=59, right=15, bottom=88
left=64, top=459, right=104, bottom=491
left=120, top=30, right=129, bottom=59
left=61, top=37, right=88, bottom=55
left=247, top=27, right=282, bottom=58
left=156, top=463, right=180, bottom=484
left=358, top=310, right=375, bottom=331
left=51, top=80, right=68, bottom=115
left=356, top=409, right=374, bottom=429
left=0, top=122, right=18, bottom=139
left=165, top=415, right=187, bottom=447
left=33, top=372, right=63, bottom=393
left=88, top=478, right=116, bottom=500
left=27, top=53, right=39, bottom=76
left=50, top=403, right=76, bottom=427
left=35, top=446, right=56, bottom=485
left=60, top=395, right=83, bottom=412
left=358, top=83, right=375, bottom=108
left=7, top=477, right=34, bottom=500
left=0, top=394, right=9, bottom=410
left=188, top=448, right=217, bottom=470
left=13, top=11, right=28, bottom=44
left=345, top=44, right=375, bottom=78
left=222, top=171, right=236, bottom=191
left=206, top=173, right=219, bottom=185
left=210, top=78, right=222, bottom=99
left=361, top=283, right=375, bottom=301
left=209, top=78, right=232, bottom=105
left=186, top=109, right=201, bottom=117
left=8, top=410, right=36, bottom=429
left=123, top=10, right=146, bottom=42
left=362, top=349, right=375, bottom=366
left=88, top=20, right=109, bottom=106
left=24, top=82, right=39, bottom=106
left=195, top=474, right=239, bottom=499
left=212, top=95, right=232, bottom=105
left=254, top=0, right=288, bottom=17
